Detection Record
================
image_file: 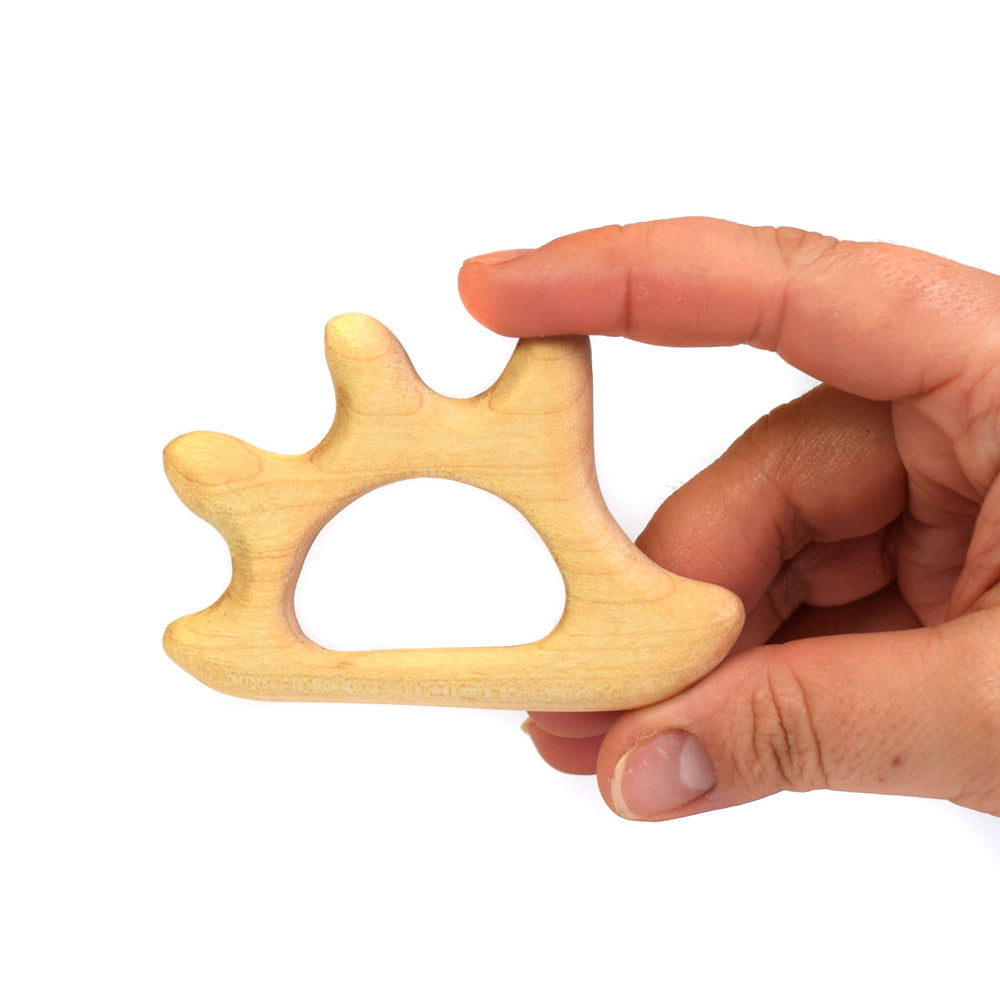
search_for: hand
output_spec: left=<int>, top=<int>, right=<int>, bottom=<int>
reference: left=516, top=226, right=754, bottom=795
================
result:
left=458, top=218, right=1000, bottom=821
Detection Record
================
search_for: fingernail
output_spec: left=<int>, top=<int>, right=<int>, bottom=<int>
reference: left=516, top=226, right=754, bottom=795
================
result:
left=462, top=249, right=530, bottom=266
left=611, top=731, right=716, bottom=819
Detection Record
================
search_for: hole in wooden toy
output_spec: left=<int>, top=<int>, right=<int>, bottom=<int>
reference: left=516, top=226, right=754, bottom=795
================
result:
left=294, top=478, right=567, bottom=650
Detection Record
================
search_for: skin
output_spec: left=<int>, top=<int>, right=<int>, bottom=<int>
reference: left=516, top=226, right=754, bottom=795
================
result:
left=457, top=217, right=1000, bottom=821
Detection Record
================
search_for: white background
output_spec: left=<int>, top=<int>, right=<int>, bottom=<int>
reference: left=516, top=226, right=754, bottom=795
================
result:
left=4, top=1, right=999, bottom=997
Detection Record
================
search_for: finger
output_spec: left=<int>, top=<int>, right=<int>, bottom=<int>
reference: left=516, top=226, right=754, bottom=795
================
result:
left=597, top=611, right=1000, bottom=820
left=736, top=530, right=897, bottom=649
left=522, top=710, right=621, bottom=776
left=636, top=385, right=907, bottom=631
left=949, top=479, right=1000, bottom=617
left=526, top=711, right=620, bottom=739
left=522, top=720, right=603, bottom=776
left=769, top=583, right=921, bottom=643
left=459, top=217, right=1000, bottom=400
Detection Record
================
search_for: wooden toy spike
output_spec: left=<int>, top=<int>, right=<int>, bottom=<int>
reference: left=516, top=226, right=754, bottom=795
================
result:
left=163, top=314, right=743, bottom=711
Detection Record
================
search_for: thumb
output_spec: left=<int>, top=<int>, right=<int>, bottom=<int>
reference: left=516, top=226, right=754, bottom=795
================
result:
left=598, top=613, right=1000, bottom=820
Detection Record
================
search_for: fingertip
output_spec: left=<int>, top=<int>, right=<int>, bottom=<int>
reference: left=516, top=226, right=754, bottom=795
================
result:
left=462, top=249, right=532, bottom=267
left=457, top=225, right=631, bottom=337
left=522, top=720, right=602, bottom=776
left=606, top=730, right=718, bottom=821
left=457, top=252, right=526, bottom=337
left=593, top=659, right=762, bottom=820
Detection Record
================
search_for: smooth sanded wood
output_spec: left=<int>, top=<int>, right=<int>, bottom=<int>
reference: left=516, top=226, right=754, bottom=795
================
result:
left=163, top=313, right=743, bottom=710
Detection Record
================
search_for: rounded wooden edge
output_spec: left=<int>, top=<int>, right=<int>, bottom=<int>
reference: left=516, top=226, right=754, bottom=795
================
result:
left=164, top=316, right=745, bottom=709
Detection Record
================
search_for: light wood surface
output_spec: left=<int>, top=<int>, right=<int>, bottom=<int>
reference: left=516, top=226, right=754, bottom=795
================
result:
left=163, top=314, right=743, bottom=710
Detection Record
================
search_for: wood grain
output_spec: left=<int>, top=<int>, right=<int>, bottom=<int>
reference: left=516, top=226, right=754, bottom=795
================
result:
left=163, top=313, right=743, bottom=710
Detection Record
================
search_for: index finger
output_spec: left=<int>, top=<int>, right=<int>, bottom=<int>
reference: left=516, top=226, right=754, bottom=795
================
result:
left=458, top=217, right=1000, bottom=400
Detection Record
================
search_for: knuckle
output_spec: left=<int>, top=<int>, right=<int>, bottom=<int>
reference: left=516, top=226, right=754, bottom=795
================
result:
left=767, top=225, right=843, bottom=273
left=734, top=652, right=829, bottom=793
left=750, top=225, right=841, bottom=351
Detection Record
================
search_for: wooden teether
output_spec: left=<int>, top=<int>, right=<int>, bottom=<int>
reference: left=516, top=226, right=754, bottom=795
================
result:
left=163, top=313, right=743, bottom=710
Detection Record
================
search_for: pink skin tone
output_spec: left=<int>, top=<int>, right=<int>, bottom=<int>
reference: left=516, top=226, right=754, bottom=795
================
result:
left=458, top=217, right=1000, bottom=821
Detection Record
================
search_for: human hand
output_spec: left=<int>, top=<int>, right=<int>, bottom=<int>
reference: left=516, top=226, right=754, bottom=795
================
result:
left=458, top=218, right=1000, bottom=820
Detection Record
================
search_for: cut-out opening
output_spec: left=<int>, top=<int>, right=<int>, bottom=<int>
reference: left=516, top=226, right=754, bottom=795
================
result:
left=294, top=478, right=567, bottom=650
